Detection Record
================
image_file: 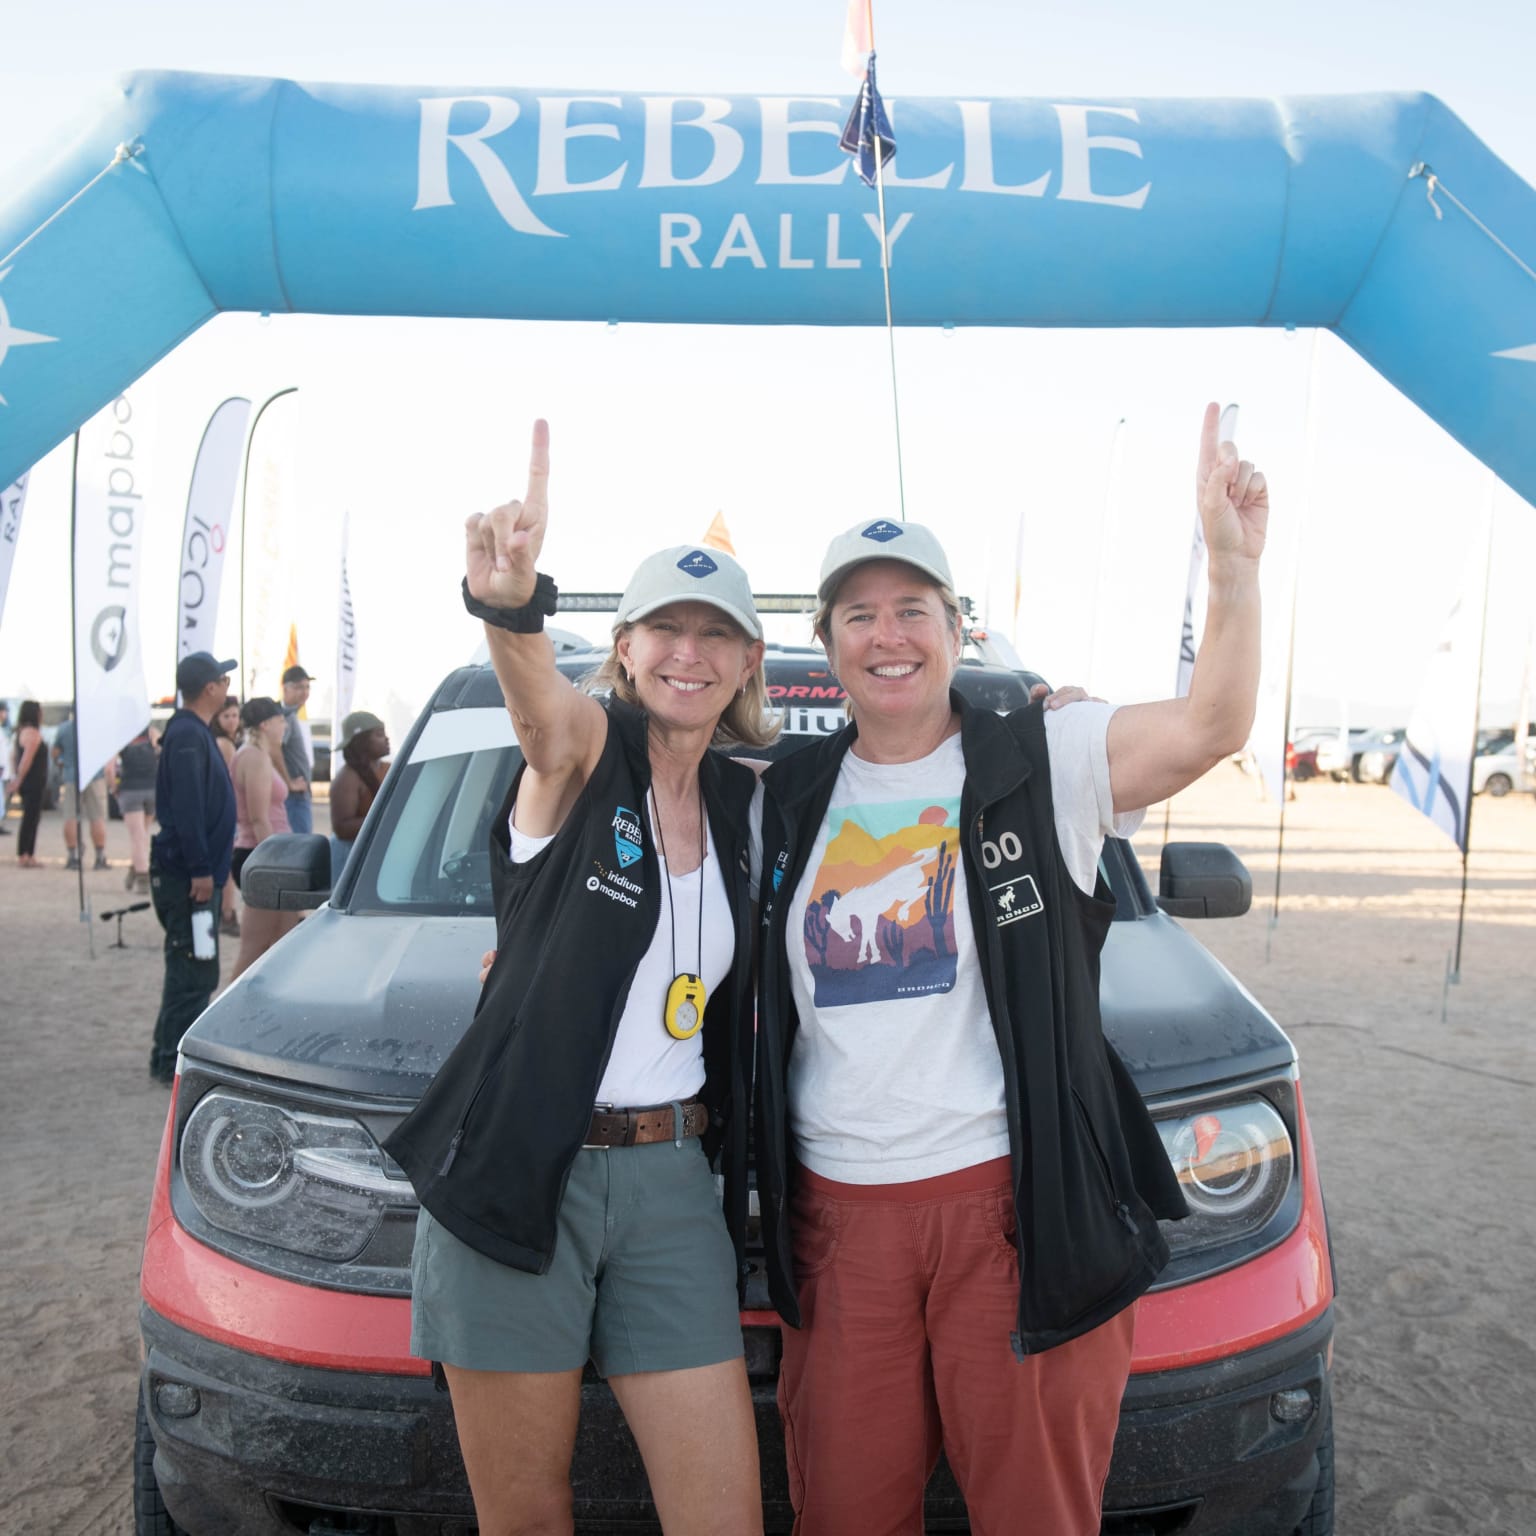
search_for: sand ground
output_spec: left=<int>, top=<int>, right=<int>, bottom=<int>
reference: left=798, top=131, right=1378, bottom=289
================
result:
left=1, top=767, right=1533, bottom=1533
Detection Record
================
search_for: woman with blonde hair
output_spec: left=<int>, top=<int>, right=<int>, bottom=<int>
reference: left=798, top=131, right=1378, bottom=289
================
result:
left=387, top=422, right=771, bottom=1536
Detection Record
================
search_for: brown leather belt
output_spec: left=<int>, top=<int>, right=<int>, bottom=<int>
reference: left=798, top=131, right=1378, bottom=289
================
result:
left=584, top=1098, right=709, bottom=1148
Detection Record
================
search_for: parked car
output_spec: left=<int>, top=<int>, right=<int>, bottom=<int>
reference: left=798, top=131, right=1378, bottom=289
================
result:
left=1353, top=728, right=1409, bottom=785
left=136, top=644, right=1336, bottom=1536
left=1287, top=728, right=1334, bottom=782
left=1314, top=728, right=1375, bottom=782
left=1472, top=734, right=1534, bottom=797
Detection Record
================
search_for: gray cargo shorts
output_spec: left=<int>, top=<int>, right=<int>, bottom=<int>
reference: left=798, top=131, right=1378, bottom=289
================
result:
left=410, top=1138, right=744, bottom=1377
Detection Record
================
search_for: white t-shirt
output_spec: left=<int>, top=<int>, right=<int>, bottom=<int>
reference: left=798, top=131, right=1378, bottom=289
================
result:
left=785, top=701, right=1143, bottom=1185
left=509, top=804, right=734, bottom=1109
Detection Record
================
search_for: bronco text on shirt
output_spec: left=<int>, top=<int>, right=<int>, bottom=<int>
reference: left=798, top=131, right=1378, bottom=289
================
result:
left=785, top=702, right=1143, bottom=1184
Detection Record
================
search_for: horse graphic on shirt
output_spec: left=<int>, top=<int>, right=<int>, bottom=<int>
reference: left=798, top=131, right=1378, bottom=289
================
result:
left=824, top=847, right=939, bottom=966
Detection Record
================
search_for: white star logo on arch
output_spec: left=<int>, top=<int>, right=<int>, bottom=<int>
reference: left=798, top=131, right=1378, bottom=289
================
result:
left=0, top=267, right=58, bottom=406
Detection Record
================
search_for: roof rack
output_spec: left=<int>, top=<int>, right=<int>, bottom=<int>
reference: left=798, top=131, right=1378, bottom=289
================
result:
left=554, top=592, right=1022, bottom=670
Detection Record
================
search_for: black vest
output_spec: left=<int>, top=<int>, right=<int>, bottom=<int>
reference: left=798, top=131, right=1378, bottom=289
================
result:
left=756, top=693, right=1187, bottom=1355
left=385, top=702, right=758, bottom=1283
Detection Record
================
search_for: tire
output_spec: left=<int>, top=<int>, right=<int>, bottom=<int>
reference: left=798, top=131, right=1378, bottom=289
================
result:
left=1485, top=773, right=1513, bottom=798
left=1292, top=1411, right=1335, bottom=1536
left=134, top=1387, right=188, bottom=1536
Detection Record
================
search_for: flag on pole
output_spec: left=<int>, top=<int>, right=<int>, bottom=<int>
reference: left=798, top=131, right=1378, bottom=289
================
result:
left=840, top=0, right=873, bottom=78
left=0, top=471, right=30, bottom=629
left=1174, top=512, right=1207, bottom=700
left=241, top=387, right=301, bottom=697
left=839, top=51, right=896, bottom=188
left=334, top=512, right=357, bottom=742
left=73, top=392, right=152, bottom=785
left=1390, top=521, right=1491, bottom=850
left=282, top=622, right=307, bottom=717
left=178, top=397, right=250, bottom=666
left=701, top=511, right=736, bottom=555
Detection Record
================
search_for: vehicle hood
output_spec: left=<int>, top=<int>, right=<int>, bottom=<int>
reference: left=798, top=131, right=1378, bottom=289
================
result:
left=183, top=907, right=491, bottom=1098
left=185, top=904, right=1293, bottom=1102
left=1099, top=912, right=1293, bottom=1098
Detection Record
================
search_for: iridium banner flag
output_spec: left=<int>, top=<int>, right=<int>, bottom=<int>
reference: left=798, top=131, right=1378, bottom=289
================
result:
left=178, top=397, right=251, bottom=665
left=1390, top=520, right=1491, bottom=850
left=334, top=512, right=357, bottom=741
left=0, top=472, right=29, bottom=629
left=73, top=392, right=152, bottom=785
left=1173, top=512, right=1206, bottom=699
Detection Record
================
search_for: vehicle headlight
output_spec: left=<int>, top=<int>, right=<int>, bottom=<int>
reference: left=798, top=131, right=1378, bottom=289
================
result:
left=180, top=1090, right=412, bottom=1262
left=1155, top=1095, right=1294, bottom=1262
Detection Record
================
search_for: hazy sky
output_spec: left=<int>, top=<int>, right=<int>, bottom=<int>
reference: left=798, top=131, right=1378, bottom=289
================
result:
left=2, top=0, right=1533, bottom=741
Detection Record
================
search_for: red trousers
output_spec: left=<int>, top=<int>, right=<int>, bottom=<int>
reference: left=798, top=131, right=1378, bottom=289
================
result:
left=778, top=1158, right=1135, bottom=1536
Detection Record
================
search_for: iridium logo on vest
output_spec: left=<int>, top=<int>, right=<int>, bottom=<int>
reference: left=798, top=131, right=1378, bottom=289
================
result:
left=677, top=550, right=718, bottom=578
left=612, top=806, right=643, bottom=868
left=861, top=520, right=902, bottom=543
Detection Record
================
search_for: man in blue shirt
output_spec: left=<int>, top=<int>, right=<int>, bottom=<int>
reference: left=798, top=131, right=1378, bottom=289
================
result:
left=148, top=651, right=237, bottom=1084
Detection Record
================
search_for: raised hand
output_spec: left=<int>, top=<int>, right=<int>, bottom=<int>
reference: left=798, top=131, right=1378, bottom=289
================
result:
left=465, top=419, right=551, bottom=608
left=1195, top=402, right=1268, bottom=565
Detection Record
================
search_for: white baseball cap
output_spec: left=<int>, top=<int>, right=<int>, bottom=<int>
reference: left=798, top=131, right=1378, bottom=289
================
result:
left=617, top=545, right=762, bottom=640
left=818, top=518, right=954, bottom=602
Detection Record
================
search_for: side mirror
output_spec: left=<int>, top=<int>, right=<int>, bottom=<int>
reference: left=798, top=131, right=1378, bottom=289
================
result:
left=241, top=833, right=332, bottom=912
left=1157, top=841, right=1252, bottom=919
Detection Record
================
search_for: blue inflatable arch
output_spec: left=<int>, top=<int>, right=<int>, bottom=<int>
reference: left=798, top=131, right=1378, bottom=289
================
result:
left=2, top=72, right=1535, bottom=499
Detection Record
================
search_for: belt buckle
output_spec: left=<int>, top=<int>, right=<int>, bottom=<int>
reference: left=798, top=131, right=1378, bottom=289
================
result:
left=584, top=1103, right=615, bottom=1151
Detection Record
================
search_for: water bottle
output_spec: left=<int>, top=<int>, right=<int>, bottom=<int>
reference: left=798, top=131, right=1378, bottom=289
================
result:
left=190, top=906, right=217, bottom=961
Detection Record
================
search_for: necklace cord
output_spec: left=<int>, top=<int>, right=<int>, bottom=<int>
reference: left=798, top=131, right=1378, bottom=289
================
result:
left=651, top=780, right=707, bottom=981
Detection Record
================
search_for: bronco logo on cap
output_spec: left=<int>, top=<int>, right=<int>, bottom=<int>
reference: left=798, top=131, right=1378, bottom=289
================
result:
left=861, top=520, right=902, bottom=543
left=612, top=805, right=643, bottom=869
left=677, top=549, right=719, bottom=578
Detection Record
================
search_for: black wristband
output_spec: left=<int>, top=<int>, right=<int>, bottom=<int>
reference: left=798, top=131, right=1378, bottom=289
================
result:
left=462, top=573, right=559, bottom=633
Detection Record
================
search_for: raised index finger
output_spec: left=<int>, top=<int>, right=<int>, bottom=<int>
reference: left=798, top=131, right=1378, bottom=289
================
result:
left=524, top=418, right=551, bottom=511
left=1196, top=401, right=1220, bottom=476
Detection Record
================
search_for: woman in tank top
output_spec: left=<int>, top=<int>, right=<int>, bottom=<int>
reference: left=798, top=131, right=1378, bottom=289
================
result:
left=228, top=696, right=297, bottom=983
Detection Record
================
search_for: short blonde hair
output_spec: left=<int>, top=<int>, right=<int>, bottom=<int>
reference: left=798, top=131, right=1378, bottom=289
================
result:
left=586, top=624, right=780, bottom=750
left=812, top=573, right=964, bottom=663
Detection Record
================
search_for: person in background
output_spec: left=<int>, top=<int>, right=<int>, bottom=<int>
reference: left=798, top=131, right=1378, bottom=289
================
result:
left=116, top=723, right=160, bottom=894
left=53, top=711, right=112, bottom=870
left=279, top=665, right=315, bottom=835
left=149, top=653, right=237, bottom=1085
left=0, top=701, right=13, bottom=835
left=212, top=695, right=242, bottom=936
left=228, top=696, right=300, bottom=983
left=328, top=709, right=390, bottom=883
left=9, top=700, right=46, bottom=867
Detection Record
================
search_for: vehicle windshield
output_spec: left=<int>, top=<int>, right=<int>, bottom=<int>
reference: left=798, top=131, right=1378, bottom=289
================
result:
left=344, top=679, right=1146, bottom=919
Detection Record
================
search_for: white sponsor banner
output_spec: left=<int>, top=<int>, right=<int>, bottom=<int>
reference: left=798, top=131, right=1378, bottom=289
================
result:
left=241, top=388, right=300, bottom=697
left=334, top=511, right=357, bottom=741
left=73, top=393, right=152, bottom=786
left=1390, top=520, right=1490, bottom=850
left=1248, top=495, right=1301, bottom=805
left=178, top=397, right=250, bottom=663
left=0, top=471, right=29, bottom=629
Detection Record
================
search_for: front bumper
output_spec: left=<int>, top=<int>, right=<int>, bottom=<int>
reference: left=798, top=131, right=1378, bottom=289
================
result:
left=141, top=1302, right=1330, bottom=1536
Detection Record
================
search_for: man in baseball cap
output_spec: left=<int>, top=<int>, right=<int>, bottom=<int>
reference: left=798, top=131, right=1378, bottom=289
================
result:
left=279, top=665, right=315, bottom=834
left=175, top=651, right=238, bottom=698
left=149, top=652, right=237, bottom=1083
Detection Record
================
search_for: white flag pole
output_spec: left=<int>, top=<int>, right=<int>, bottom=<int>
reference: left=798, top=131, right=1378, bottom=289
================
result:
left=176, top=397, right=251, bottom=682
left=239, top=387, right=299, bottom=698
left=1446, top=492, right=1496, bottom=998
